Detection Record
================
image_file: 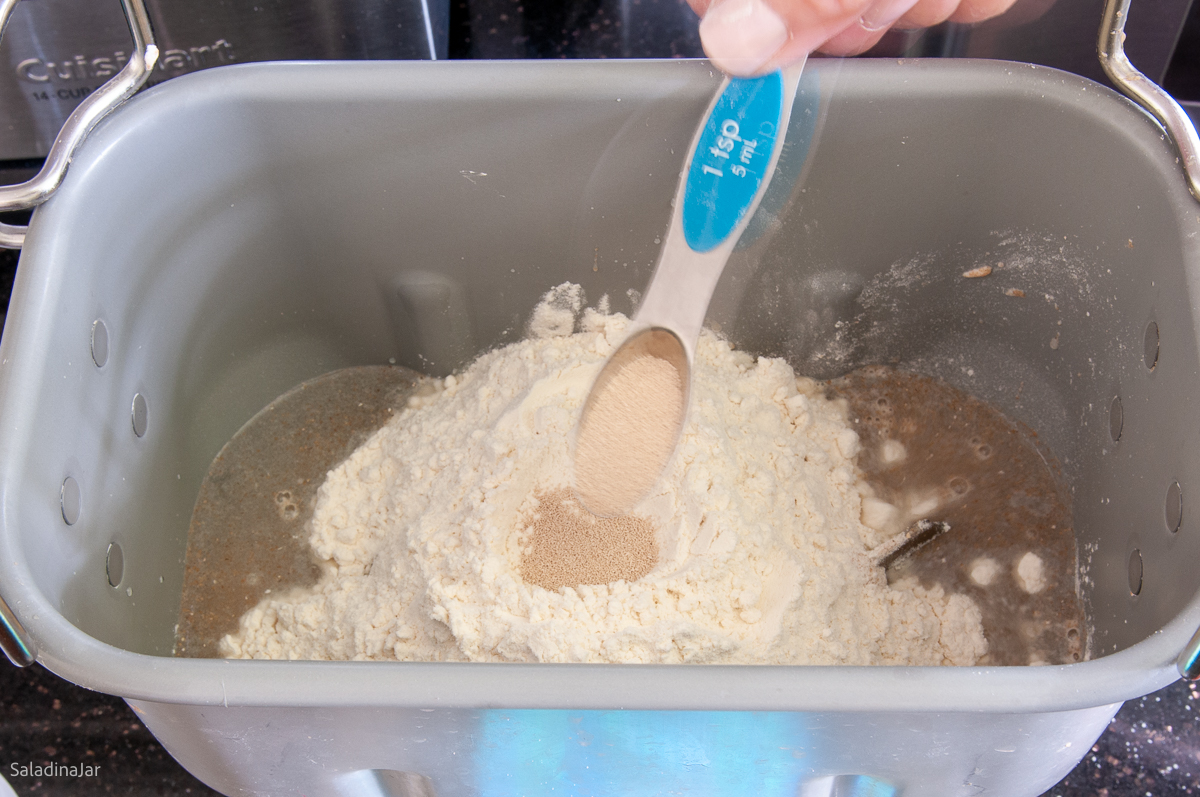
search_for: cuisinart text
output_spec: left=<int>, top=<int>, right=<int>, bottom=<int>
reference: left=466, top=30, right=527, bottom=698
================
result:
left=16, top=38, right=234, bottom=84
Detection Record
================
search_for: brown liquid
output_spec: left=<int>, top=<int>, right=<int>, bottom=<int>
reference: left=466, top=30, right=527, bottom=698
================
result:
left=174, top=366, right=420, bottom=658
left=831, top=366, right=1086, bottom=666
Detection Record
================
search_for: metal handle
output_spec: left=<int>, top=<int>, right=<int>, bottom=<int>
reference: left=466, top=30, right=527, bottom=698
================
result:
left=1099, top=0, right=1200, bottom=202
left=0, top=593, right=35, bottom=666
left=0, top=0, right=159, bottom=249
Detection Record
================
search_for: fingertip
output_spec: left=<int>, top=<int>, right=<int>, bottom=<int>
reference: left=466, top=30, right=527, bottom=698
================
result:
left=699, top=0, right=791, bottom=75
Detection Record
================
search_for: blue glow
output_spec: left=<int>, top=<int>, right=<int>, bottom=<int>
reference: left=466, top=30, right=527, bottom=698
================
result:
left=475, top=709, right=808, bottom=796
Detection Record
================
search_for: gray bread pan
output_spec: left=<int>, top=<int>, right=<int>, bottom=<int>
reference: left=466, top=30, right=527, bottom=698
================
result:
left=0, top=4, right=1199, bottom=795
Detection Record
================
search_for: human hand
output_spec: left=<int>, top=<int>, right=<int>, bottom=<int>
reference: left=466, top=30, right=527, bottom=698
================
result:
left=687, top=0, right=1019, bottom=75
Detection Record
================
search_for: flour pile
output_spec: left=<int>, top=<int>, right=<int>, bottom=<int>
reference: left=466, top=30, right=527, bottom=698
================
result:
left=220, top=284, right=987, bottom=665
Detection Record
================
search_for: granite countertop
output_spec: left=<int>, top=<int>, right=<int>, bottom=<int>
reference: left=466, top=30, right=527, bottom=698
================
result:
left=3, top=0, right=1200, bottom=793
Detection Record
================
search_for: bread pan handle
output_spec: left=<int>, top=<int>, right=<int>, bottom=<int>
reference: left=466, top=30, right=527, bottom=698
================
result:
left=1099, top=0, right=1200, bottom=202
left=0, top=592, right=35, bottom=667
left=0, top=0, right=159, bottom=249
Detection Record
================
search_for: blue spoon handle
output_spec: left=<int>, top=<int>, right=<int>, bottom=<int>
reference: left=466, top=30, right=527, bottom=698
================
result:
left=682, top=70, right=790, bottom=253
left=634, top=60, right=806, bottom=358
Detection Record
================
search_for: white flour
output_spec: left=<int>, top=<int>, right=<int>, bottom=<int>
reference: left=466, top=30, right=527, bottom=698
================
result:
left=221, top=285, right=987, bottom=665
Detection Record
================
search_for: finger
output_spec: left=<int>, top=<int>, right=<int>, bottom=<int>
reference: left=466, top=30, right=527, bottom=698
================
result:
left=816, top=0, right=920, bottom=54
left=946, top=0, right=1020, bottom=24
left=698, top=0, right=791, bottom=75
left=891, top=0, right=963, bottom=29
left=816, top=22, right=892, bottom=55
left=697, top=0, right=873, bottom=75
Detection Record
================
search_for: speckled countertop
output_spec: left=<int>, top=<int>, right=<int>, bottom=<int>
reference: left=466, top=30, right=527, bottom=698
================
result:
left=3, top=0, right=1200, bottom=793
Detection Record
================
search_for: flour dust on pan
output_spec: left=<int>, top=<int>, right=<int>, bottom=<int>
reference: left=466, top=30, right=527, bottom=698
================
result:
left=174, top=365, right=421, bottom=658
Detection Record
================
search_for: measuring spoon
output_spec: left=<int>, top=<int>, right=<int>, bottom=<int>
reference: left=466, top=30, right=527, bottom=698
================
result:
left=575, top=61, right=807, bottom=517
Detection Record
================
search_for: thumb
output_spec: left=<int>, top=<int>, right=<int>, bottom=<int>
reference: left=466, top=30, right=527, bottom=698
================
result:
left=694, top=0, right=871, bottom=75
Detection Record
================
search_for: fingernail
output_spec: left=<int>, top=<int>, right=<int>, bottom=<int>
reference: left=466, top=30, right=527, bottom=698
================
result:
left=859, top=0, right=917, bottom=31
left=699, top=0, right=789, bottom=75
